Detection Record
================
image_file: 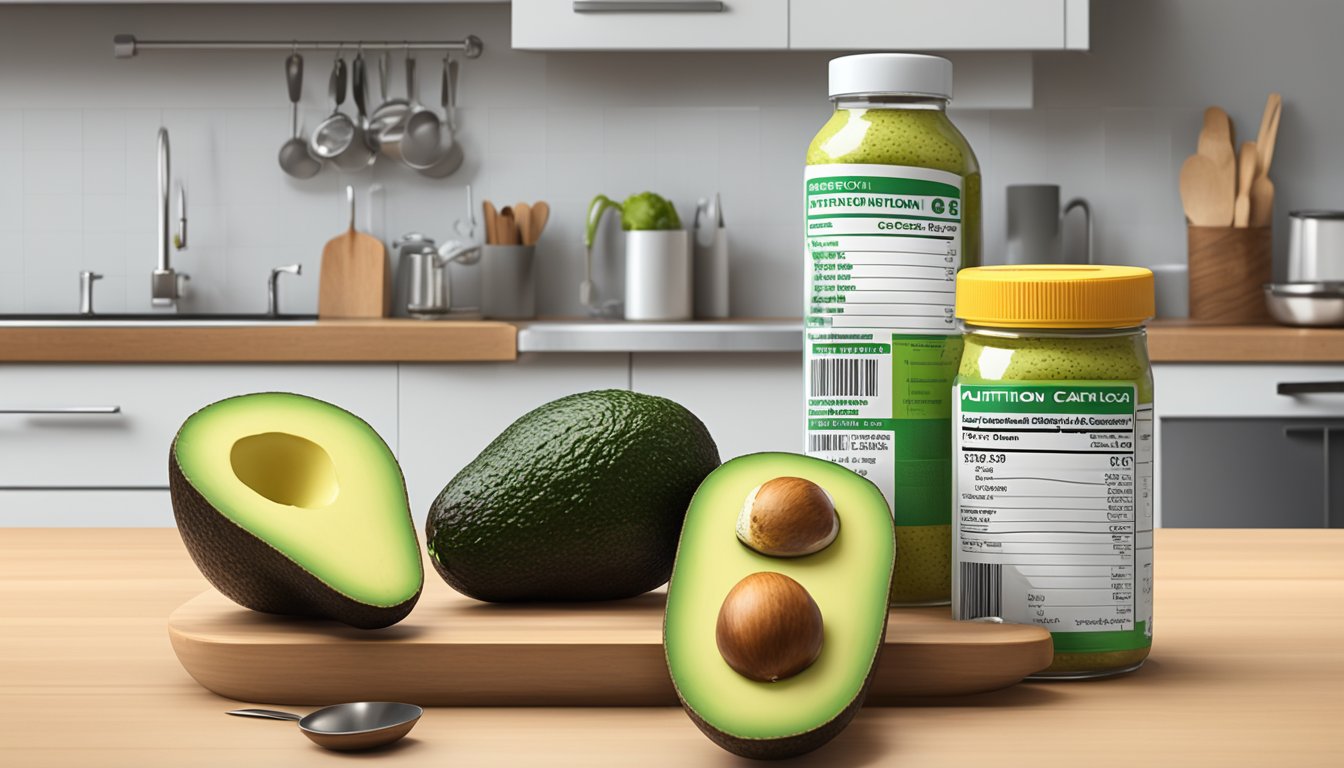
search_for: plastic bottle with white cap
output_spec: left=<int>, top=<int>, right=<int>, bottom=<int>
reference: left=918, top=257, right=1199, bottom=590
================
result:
left=803, top=53, right=982, bottom=607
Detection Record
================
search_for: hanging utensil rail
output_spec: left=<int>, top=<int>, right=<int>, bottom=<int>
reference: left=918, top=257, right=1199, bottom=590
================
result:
left=112, top=34, right=484, bottom=59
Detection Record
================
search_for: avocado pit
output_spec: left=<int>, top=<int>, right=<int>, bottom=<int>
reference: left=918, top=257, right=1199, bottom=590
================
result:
left=715, top=571, right=824, bottom=683
left=736, top=476, right=839, bottom=557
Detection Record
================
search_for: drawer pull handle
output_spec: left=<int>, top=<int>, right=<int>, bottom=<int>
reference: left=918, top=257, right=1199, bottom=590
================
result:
left=0, top=406, right=122, bottom=415
left=1278, top=381, right=1344, bottom=396
left=574, top=1, right=725, bottom=12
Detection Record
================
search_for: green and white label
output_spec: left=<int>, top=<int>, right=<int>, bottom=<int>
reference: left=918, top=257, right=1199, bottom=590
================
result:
left=804, top=164, right=962, bottom=526
left=952, top=383, right=1154, bottom=653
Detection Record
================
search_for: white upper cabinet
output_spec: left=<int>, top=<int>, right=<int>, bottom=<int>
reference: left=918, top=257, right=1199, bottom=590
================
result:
left=513, top=0, right=788, bottom=50
left=514, top=0, right=1087, bottom=51
left=790, top=0, right=1088, bottom=51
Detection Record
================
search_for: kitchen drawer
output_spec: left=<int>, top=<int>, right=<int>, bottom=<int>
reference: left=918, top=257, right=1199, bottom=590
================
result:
left=398, top=354, right=629, bottom=519
left=789, top=0, right=1077, bottom=51
left=1161, top=418, right=1339, bottom=528
left=631, top=352, right=800, bottom=460
left=512, top=0, right=787, bottom=50
left=0, top=489, right=171, bottom=527
left=1155, top=364, right=1344, bottom=418
left=0, top=364, right=397, bottom=489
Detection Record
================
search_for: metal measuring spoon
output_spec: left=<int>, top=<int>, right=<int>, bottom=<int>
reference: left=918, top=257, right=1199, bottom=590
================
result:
left=278, top=52, right=322, bottom=179
left=227, top=702, right=423, bottom=752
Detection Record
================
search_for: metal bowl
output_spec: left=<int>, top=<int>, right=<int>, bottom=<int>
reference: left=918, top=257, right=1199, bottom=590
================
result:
left=1264, top=282, right=1344, bottom=327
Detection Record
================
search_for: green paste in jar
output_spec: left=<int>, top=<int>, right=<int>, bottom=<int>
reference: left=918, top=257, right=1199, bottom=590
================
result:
left=959, top=330, right=1153, bottom=676
left=807, top=100, right=982, bottom=606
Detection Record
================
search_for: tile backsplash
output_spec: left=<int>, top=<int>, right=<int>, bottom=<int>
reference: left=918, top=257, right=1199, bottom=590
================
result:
left=0, top=1, right=1340, bottom=317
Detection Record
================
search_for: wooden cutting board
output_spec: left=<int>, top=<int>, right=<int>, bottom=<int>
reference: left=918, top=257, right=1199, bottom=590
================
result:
left=168, top=575, right=1052, bottom=706
left=317, top=227, right=389, bottom=319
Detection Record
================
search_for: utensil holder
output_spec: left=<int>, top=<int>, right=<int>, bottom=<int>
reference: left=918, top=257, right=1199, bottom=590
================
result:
left=625, top=230, right=692, bottom=321
left=481, top=245, right=536, bottom=320
left=1187, top=225, right=1272, bottom=323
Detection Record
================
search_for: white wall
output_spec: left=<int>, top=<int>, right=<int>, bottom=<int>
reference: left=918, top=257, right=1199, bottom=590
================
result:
left=0, top=1, right=1339, bottom=317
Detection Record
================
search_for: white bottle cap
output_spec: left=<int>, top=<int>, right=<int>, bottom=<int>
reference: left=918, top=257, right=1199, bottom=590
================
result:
left=828, top=53, right=953, bottom=100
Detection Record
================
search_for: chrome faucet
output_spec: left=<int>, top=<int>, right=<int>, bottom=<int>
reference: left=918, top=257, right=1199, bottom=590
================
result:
left=79, top=271, right=103, bottom=315
left=268, top=264, right=302, bottom=317
left=151, top=127, right=189, bottom=307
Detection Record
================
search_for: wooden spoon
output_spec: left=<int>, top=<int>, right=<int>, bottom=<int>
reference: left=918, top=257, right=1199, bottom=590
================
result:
left=1250, top=93, right=1282, bottom=227
left=482, top=199, right=499, bottom=245
left=529, top=201, right=550, bottom=245
left=1180, top=154, right=1232, bottom=227
left=1233, top=141, right=1258, bottom=228
left=1255, top=92, right=1282, bottom=175
left=1198, top=103, right=1236, bottom=221
left=498, top=206, right=518, bottom=245
left=514, top=202, right=532, bottom=247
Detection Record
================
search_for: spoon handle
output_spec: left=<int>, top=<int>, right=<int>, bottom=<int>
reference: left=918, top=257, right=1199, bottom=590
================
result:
left=227, top=709, right=302, bottom=722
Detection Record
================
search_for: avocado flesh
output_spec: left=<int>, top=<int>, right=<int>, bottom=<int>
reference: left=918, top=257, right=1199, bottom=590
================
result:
left=665, top=453, right=894, bottom=757
left=427, top=389, right=720, bottom=602
left=170, top=393, right=422, bottom=628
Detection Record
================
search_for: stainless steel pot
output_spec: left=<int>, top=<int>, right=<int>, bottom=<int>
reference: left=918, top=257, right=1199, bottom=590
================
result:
left=1287, top=211, right=1344, bottom=282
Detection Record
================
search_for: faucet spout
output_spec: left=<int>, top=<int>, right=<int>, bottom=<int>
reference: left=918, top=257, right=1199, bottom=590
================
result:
left=152, top=127, right=188, bottom=307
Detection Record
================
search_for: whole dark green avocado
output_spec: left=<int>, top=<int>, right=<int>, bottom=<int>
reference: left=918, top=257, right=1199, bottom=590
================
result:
left=426, top=390, right=720, bottom=602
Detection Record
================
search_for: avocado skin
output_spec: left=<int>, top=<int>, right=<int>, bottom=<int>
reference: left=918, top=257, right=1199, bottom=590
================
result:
left=426, top=390, right=720, bottom=602
left=167, top=394, right=422, bottom=631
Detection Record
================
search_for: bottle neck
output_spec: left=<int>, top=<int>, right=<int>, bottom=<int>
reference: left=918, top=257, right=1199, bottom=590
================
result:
left=832, top=95, right=948, bottom=111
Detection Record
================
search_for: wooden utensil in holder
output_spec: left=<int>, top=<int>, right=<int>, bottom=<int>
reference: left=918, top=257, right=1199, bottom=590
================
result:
left=1188, top=225, right=1272, bottom=323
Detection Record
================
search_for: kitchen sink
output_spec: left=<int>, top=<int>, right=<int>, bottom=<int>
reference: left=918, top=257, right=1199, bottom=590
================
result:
left=0, top=313, right=319, bottom=327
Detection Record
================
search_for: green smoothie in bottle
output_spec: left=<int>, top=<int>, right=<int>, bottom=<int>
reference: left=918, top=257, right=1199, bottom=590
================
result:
left=804, top=54, right=982, bottom=605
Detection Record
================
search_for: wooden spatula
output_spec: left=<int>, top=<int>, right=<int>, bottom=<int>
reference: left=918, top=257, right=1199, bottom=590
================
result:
left=1181, top=154, right=1232, bottom=227
left=529, top=201, right=550, bottom=245
left=514, top=202, right=532, bottom=247
left=498, top=206, right=518, bottom=245
left=1233, top=141, right=1258, bottom=228
left=482, top=200, right=499, bottom=245
left=1250, top=93, right=1282, bottom=227
left=318, top=186, right=390, bottom=318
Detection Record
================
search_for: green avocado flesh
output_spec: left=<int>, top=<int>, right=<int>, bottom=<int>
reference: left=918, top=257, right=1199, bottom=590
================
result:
left=170, top=393, right=422, bottom=629
left=427, top=389, right=720, bottom=603
left=665, top=453, right=894, bottom=756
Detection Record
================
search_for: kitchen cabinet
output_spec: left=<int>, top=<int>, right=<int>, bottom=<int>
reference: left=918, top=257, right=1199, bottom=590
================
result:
left=514, top=0, right=1087, bottom=51
left=630, top=352, right=800, bottom=461
left=397, top=354, right=629, bottom=519
left=1154, top=363, right=1344, bottom=528
left=0, top=364, right=397, bottom=525
left=790, top=0, right=1088, bottom=51
left=512, top=0, right=787, bottom=51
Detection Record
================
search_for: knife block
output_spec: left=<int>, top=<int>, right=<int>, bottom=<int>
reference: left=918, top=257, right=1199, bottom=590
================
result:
left=1187, top=225, right=1272, bottom=323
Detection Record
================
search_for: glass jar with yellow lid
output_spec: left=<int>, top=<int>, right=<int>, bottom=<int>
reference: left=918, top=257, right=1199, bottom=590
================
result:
left=952, top=265, right=1155, bottom=678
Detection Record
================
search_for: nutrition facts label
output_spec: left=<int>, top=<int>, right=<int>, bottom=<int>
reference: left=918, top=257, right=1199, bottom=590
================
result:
left=804, top=163, right=962, bottom=332
left=952, top=383, right=1154, bottom=641
left=804, top=164, right=964, bottom=524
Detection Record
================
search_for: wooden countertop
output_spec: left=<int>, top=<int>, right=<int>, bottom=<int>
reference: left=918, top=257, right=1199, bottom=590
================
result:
left=0, top=320, right=517, bottom=362
left=2, top=318, right=1344, bottom=363
left=2, top=529, right=1340, bottom=766
left=1148, top=320, right=1344, bottom=362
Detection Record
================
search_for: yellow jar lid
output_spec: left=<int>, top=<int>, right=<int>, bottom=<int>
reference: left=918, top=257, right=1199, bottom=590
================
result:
left=956, top=265, right=1155, bottom=329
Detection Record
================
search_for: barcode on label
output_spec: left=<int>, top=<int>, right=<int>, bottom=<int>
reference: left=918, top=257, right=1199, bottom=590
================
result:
left=809, top=358, right=878, bottom=397
left=959, top=562, right=1002, bottom=620
left=809, top=434, right=850, bottom=452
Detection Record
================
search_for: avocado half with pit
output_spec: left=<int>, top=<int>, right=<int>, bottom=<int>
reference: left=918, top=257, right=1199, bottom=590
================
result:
left=664, top=453, right=894, bottom=759
left=169, top=392, right=423, bottom=629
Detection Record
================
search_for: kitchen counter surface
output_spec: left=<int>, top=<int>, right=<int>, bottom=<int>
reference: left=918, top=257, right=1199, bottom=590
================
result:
left=0, top=319, right=517, bottom=362
left=2, top=318, right=1344, bottom=362
left=2, top=528, right=1340, bottom=767
left=5, top=318, right=1344, bottom=362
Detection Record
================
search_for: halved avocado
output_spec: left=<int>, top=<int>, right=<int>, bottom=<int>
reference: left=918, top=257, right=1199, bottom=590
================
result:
left=664, top=453, right=894, bottom=759
left=169, top=392, right=422, bottom=629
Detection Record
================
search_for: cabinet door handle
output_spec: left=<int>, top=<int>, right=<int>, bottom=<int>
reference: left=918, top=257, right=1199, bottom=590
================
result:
left=0, top=406, right=122, bottom=415
left=1278, top=381, right=1344, bottom=395
left=574, top=1, right=725, bottom=12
